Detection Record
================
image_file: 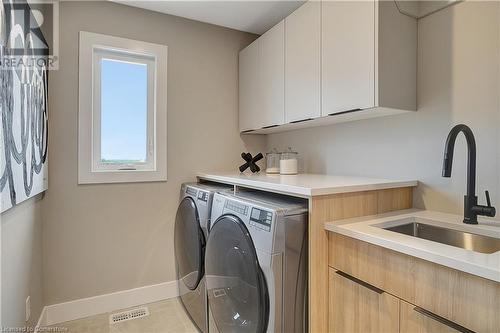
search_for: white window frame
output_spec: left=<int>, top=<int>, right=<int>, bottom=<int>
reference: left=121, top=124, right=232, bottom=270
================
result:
left=78, top=31, right=167, bottom=184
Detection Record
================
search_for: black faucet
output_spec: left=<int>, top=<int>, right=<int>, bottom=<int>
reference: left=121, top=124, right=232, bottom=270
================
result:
left=442, top=124, right=496, bottom=224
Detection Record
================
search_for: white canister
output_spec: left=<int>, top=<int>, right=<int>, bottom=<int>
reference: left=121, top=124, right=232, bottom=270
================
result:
left=280, top=148, right=298, bottom=175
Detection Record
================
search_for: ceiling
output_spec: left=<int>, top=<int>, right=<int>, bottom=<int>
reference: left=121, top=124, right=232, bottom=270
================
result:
left=114, top=1, right=305, bottom=35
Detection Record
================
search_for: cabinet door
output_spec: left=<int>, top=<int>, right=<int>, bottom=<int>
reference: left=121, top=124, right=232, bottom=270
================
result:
left=285, top=1, right=321, bottom=123
left=329, top=268, right=399, bottom=333
left=259, top=20, right=285, bottom=129
left=239, top=39, right=260, bottom=132
left=400, top=301, right=473, bottom=333
left=321, top=0, right=375, bottom=116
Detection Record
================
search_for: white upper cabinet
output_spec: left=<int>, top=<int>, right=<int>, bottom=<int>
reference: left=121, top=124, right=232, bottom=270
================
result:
left=285, top=1, right=321, bottom=122
left=321, top=0, right=417, bottom=117
left=322, top=0, right=375, bottom=116
left=239, top=21, right=284, bottom=131
left=239, top=39, right=260, bottom=132
left=238, top=0, right=417, bottom=133
left=259, top=20, right=285, bottom=129
left=376, top=0, right=417, bottom=111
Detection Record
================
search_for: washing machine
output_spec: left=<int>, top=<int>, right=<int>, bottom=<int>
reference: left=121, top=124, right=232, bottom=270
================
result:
left=174, top=182, right=233, bottom=333
left=205, top=190, right=308, bottom=333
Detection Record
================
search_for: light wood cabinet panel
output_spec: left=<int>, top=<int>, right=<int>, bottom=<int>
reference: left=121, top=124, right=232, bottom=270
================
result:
left=285, top=1, right=321, bottom=122
left=329, top=268, right=399, bottom=333
left=238, top=39, right=260, bottom=132
left=329, top=233, right=500, bottom=332
left=259, top=20, right=285, bottom=129
left=400, top=301, right=468, bottom=333
left=309, top=188, right=413, bottom=333
left=377, top=187, right=413, bottom=213
left=321, top=0, right=375, bottom=116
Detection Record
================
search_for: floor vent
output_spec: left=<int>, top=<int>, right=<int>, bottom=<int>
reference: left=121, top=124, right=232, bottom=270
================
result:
left=109, top=307, right=150, bottom=324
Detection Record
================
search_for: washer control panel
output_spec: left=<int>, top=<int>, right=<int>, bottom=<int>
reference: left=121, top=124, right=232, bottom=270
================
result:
left=249, top=208, right=272, bottom=232
left=185, top=187, right=197, bottom=196
left=224, top=200, right=249, bottom=216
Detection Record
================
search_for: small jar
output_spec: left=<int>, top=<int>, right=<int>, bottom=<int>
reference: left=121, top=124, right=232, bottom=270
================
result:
left=280, top=148, right=298, bottom=175
left=266, top=149, right=281, bottom=174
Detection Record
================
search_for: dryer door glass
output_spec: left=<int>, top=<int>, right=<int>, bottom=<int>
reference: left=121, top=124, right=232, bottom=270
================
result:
left=174, top=197, right=205, bottom=290
left=205, top=215, right=269, bottom=333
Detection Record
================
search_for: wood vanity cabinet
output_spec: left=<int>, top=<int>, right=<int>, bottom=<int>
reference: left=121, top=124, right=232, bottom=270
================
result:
left=328, top=232, right=500, bottom=333
left=329, top=268, right=399, bottom=333
left=329, top=274, right=471, bottom=333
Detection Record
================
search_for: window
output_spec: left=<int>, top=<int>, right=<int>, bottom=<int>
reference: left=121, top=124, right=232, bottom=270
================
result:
left=78, top=31, right=167, bottom=184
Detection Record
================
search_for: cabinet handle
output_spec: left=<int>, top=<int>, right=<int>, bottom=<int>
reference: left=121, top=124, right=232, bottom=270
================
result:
left=413, top=306, right=475, bottom=333
left=241, top=129, right=254, bottom=134
left=289, top=118, right=313, bottom=124
left=328, top=108, right=362, bottom=116
left=261, top=124, right=279, bottom=129
left=335, top=270, right=384, bottom=294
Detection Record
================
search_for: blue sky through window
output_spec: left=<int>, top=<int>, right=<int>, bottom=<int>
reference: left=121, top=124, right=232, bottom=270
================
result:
left=100, top=58, right=148, bottom=163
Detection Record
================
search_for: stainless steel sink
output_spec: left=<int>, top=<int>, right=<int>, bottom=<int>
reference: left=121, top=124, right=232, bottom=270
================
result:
left=382, top=222, right=500, bottom=254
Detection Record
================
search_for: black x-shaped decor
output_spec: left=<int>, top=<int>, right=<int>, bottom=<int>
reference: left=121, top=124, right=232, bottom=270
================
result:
left=239, top=152, right=263, bottom=173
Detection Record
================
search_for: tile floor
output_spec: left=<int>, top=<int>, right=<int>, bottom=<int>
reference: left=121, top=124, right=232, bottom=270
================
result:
left=45, top=298, right=199, bottom=333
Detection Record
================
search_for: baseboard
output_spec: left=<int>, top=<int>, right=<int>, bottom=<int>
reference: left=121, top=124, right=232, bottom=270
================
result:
left=37, top=280, right=178, bottom=327
left=34, top=306, right=47, bottom=332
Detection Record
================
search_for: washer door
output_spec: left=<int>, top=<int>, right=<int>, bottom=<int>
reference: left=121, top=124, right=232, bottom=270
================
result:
left=206, top=215, right=269, bottom=333
left=174, top=197, right=205, bottom=290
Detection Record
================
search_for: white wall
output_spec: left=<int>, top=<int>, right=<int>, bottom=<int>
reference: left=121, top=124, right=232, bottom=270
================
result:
left=43, top=1, right=264, bottom=305
left=1, top=196, right=44, bottom=329
left=267, top=1, right=500, bottom=214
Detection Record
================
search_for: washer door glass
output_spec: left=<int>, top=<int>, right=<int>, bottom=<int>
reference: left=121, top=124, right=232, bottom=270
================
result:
left=206, top=215, right=269, bottom=333
left=174, top=197, right=205, bottom=290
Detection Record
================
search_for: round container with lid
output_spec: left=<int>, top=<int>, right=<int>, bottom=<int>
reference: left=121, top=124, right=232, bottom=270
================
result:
left=280, top=148, right=298, bottom=175
left=265, top=149, right=281, bottom=174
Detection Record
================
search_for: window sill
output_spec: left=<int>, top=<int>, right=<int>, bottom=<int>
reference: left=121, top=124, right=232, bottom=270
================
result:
left=78, top=169, right=167, bottom=184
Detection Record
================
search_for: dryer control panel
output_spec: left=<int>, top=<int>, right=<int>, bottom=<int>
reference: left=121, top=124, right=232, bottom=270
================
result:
left=197, top=190, right=209, bottom=203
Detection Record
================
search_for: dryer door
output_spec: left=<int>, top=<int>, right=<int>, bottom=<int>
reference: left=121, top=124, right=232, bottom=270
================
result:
left=206, top=215, right=269, bottom=333
left=174, top=197, right=205, bottom=290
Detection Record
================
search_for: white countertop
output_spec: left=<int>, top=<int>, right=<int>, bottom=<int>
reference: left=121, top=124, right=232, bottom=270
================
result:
left=197, top=172, right=418, bottom=197
left=325, top=209, right=500, bottom=282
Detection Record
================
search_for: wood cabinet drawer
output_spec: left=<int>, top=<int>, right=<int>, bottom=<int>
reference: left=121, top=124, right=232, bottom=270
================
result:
left=400, top=300, right=474, bottom=333
left=328, top=232, right=500, bottom=332
left=329, top=268, right=399, bottom=333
